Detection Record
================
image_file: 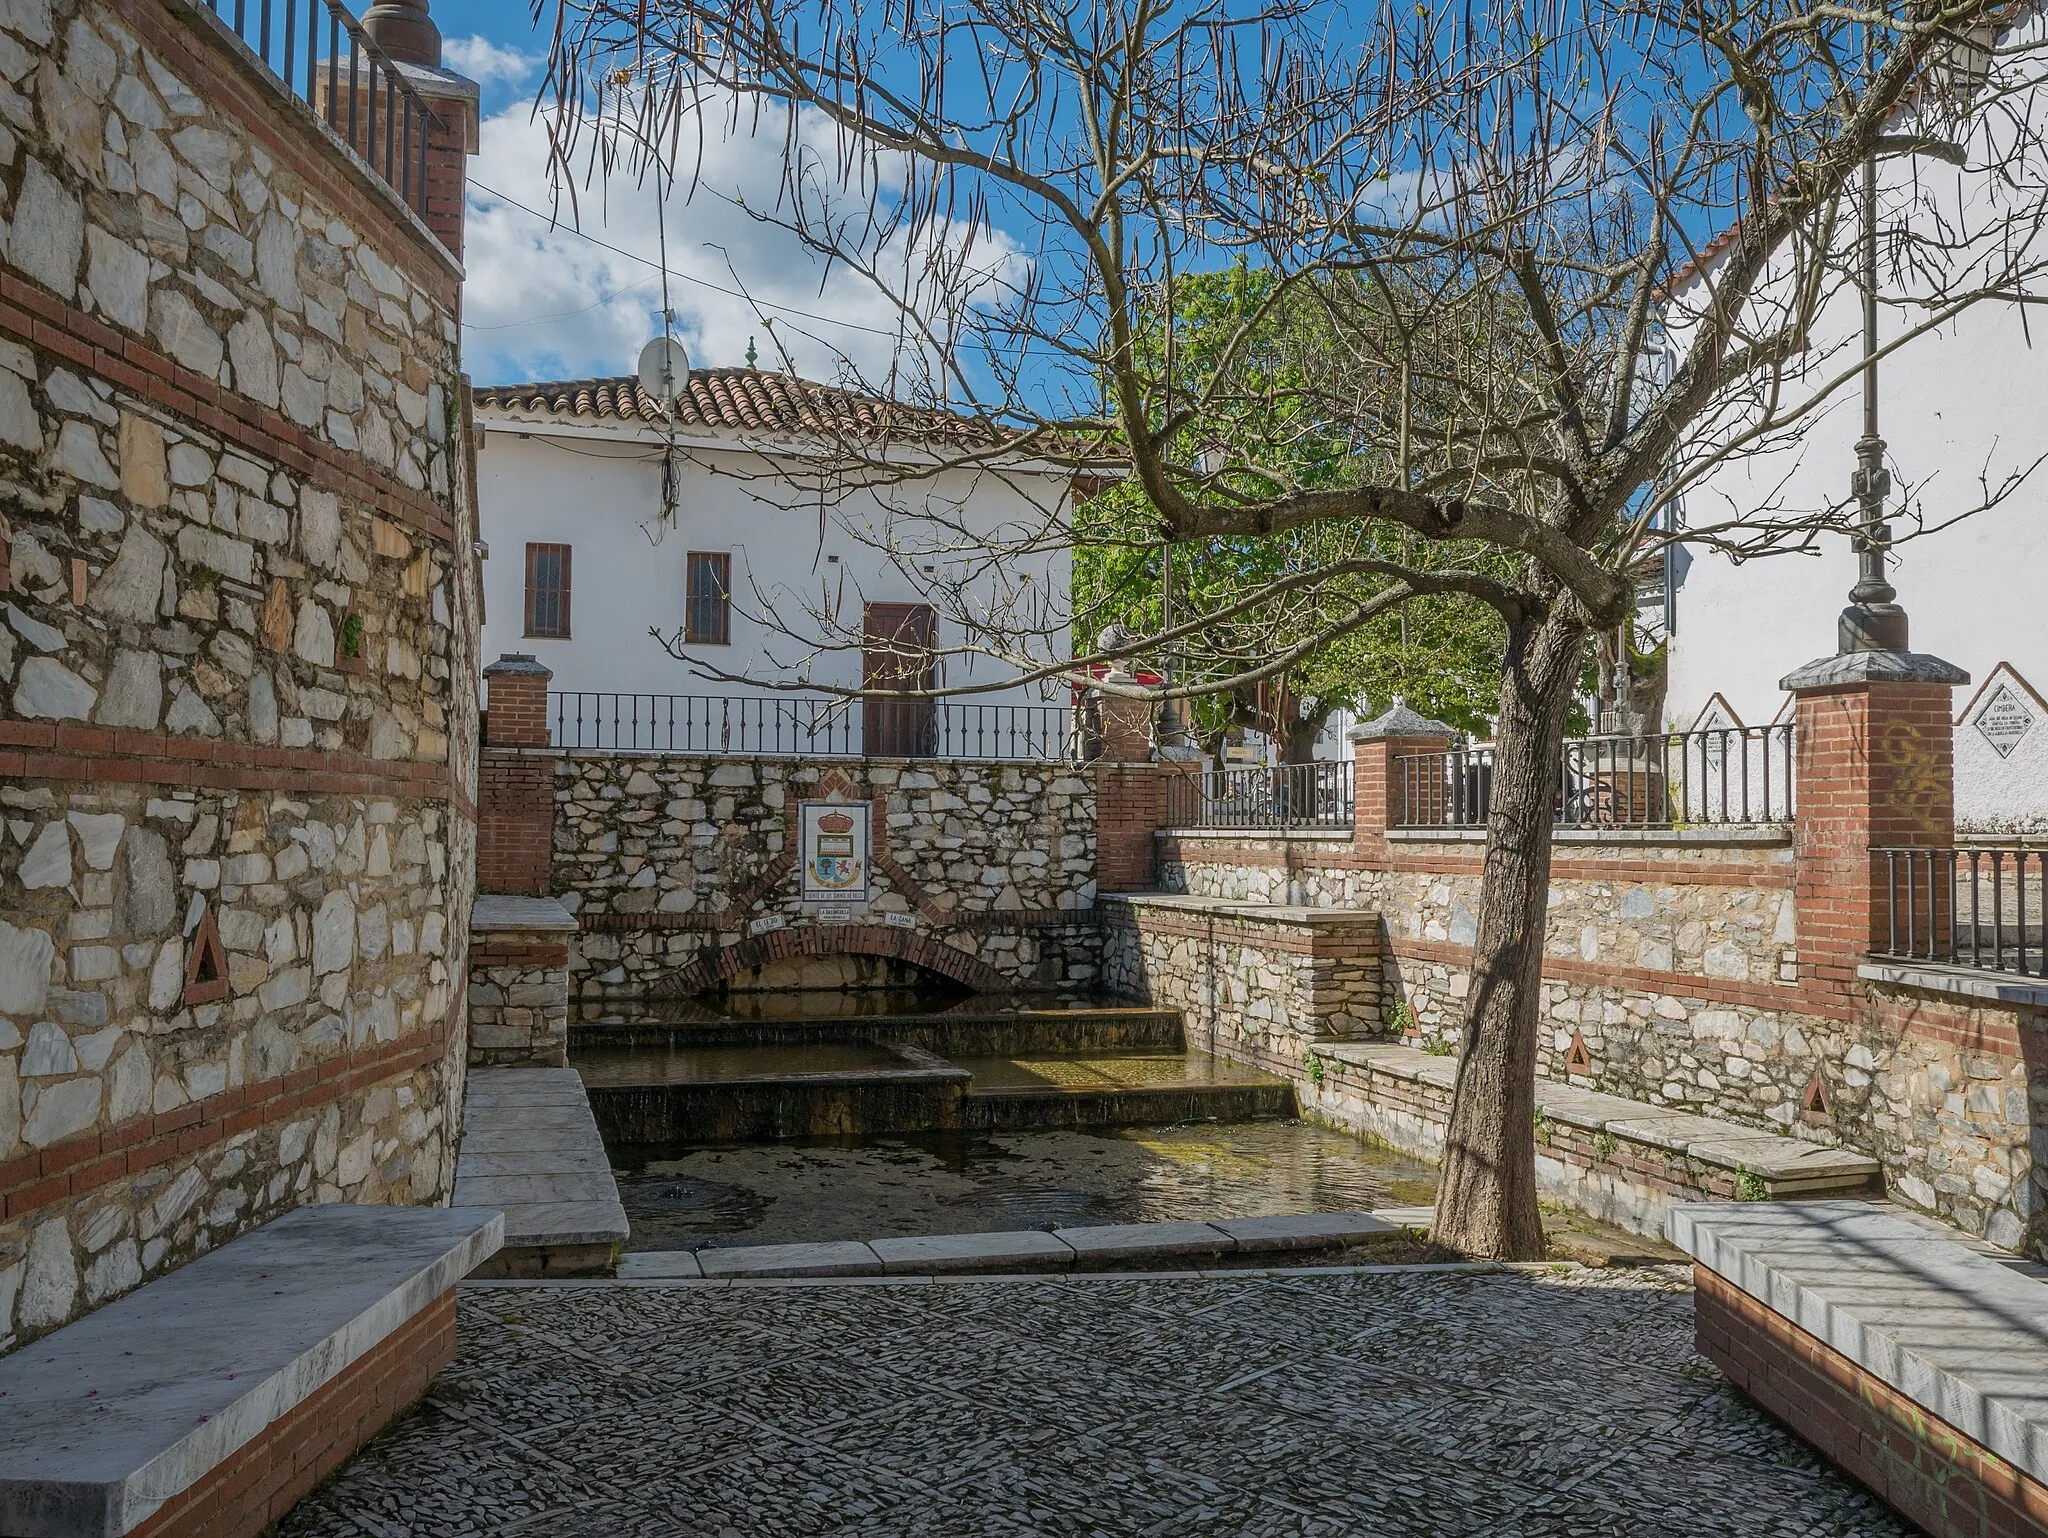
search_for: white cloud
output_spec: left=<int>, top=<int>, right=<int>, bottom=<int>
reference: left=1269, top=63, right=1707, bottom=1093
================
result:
left=442, top=35, right=537, bottom=92
left=458, top=96, right=1027, bottom=394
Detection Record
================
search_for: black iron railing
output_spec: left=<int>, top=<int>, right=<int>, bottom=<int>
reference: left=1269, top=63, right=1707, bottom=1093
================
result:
left=548, top=692, right=1080, bottom=762
left=200, top=0, right=440, bottom=224
left=1163, top=761, right=1355, bottom=830
left=1395, top=724, right=1795, bottom=830
left=1876, top=846, right=2048, bottom=977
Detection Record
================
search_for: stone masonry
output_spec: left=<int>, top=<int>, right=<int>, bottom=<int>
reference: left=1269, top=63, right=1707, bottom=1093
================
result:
left=1119, top=679, right=2048, bottom=1260
left=555, top=752, right=1101, bottom=999
left=0, top=0, right=479, bottom=1346
left=465, top=895, right=573, bottom=1068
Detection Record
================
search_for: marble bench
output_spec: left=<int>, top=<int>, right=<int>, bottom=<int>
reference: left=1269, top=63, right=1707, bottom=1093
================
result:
left=1671, top=1199, right=2048, bottom=1538
left=0, top=1203, right=501, bottom=1538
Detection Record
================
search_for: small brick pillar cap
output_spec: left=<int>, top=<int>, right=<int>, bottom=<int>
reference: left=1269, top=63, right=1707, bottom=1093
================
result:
left=1348, top=698, right=1457, bottom=741
left=484, top=653, right=553, bottom=681
left=1780, top=650, right=1968, bottom=692
left=363, top=0, right=441, bottom=66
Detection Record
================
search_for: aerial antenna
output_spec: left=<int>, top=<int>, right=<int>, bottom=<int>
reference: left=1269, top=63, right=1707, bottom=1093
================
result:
left=635, top=98, right=689, bottom=546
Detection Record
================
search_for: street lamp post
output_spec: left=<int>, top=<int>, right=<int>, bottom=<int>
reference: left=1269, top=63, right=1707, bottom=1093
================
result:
left=1839, top=149, right=1912, bottom=656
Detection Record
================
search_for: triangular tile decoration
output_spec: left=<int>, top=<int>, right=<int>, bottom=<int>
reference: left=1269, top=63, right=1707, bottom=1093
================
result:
left=1800, top=1068, right=1832, bottom=1123
left=182, top=904, right=228, bottom=1006
left=815, top=768, right=855, bottom=799
left=1957, top=663, right=2047, bottom=761
left=1565, top=1031, right=1594, bottom=1075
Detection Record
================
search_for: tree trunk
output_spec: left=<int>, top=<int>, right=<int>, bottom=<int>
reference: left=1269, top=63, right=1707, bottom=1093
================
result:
left=1431, top=608, right=1586, bottom=1259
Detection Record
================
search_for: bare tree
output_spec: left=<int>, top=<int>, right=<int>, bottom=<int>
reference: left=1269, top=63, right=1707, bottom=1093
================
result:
left=543, top=0, right=2048, bottom=1256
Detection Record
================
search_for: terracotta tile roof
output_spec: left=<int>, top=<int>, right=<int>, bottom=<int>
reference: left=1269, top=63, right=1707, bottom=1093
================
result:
left=473, top=367, right=981, bottom=441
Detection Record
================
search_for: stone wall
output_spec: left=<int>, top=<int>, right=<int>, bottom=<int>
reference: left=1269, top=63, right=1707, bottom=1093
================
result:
left=0, top=0, right=477, bottom=1347
left=550, top=752, right=1100, bottom=999
left=466, top=897, right=573, bottom=1068
left=1154, top=818, right=2046, bottom=1258
left=1098, top=893, right=1381, bottom=1073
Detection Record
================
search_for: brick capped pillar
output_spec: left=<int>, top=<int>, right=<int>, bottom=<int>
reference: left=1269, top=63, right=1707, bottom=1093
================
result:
left=1782, top=650, right=1968, bottom=1002
left=1094, top=762, right=1172, bottom=892
left=356, top=3, right=481, bottom=260
left=479, top=654, right=555, bottom=895
left=1348, top=700, right=1457, bottom=863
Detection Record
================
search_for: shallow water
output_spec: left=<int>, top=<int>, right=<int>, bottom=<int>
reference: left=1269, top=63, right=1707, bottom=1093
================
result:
left=611, top=1120, right=1442, bottom=1251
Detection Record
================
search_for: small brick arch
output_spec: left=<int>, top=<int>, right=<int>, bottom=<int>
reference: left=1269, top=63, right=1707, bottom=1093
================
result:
left=649, top=923, right=1011, bottom=999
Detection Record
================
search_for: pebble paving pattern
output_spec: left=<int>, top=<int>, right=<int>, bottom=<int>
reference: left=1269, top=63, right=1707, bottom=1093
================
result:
left=279, top=1265, right=1908, bottom=1537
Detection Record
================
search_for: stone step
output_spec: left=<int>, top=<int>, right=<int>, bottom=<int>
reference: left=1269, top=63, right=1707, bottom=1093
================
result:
left=1316, top=1041, right=1882, bottom=1216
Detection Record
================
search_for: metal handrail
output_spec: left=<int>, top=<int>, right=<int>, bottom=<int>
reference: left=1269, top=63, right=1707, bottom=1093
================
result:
left=1163, top=761, right=1355, bottom=830
left=1394, top=723, right=1796, bottom=830
left=201, top=0, right=441, bottom=224
left=547, top=692, right=1082, bottom=762
left=1875, top=846, right=2046, bottom=977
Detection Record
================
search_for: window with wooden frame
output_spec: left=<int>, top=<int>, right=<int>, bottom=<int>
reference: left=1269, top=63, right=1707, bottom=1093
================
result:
left=685, top=551, right=732, bottom=645
left=525, top=543, right=571, bottom=638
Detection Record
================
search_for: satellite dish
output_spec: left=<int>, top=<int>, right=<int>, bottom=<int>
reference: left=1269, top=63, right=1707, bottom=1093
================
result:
left=637, top=335, right=692, bottom=405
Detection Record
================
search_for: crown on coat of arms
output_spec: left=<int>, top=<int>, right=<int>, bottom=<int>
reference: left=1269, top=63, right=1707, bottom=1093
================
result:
left=816, top=811, right=856, bottom=833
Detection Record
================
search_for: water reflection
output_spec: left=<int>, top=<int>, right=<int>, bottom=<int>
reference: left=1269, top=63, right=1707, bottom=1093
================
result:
left=611, top=1121, right=1441, bottom=1252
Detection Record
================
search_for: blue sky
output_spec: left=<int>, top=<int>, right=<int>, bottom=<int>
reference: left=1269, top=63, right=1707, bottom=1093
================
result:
left=434, top=4, right=948, bottom=388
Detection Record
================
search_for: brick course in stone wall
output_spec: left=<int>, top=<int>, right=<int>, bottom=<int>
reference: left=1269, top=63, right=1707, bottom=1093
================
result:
left=0, top=0, right=478, bottom=1348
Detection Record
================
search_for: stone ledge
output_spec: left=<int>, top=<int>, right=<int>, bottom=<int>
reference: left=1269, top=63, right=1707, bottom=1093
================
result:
left=1098, top=893, right=1383, bottom=927
left=1316, top=1041, right=1880, bottom=1190
left=456, top=1070, right=627, bottom=1274
left=1387, top=826, right=1792, bottom=847
left=1858, top=961, right=2048, bottom=1010
left=612, top=1212, right=1406, bottom=1281
left=0, top=1204, right=501, bottom=1537
left=471, top=895, right=580, bottom=934
left=1669, top=1200, right=2048, bottom=1488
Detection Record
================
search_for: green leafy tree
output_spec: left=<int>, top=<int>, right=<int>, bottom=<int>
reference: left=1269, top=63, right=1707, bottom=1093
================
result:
left=1075, top=269, right=1508, bottom=758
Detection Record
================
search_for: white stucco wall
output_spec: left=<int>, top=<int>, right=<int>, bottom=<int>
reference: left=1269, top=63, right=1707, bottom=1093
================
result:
left=474, top=418, right=1073, bottom=719
left=1662, top=89, right=2048, bottom=833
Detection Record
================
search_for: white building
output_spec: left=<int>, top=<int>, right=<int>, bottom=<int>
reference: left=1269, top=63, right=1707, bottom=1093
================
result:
left=1661, top=117, right=2048, bottom=833
left=473, top=368, right=1077, bottom=758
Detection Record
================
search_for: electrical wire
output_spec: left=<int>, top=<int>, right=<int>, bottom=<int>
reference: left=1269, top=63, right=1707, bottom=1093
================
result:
left=468, top=179, right=901, bottom=338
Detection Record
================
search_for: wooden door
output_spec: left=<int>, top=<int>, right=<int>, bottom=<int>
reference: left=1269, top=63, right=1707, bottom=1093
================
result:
left=863, top=602, right=937, bottom=757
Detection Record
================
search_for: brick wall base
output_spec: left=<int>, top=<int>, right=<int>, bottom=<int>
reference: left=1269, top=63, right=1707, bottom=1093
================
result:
left=129, top=1289, right=458, bottom=1538
left=1696, top=1264, right=2048, bottom=1538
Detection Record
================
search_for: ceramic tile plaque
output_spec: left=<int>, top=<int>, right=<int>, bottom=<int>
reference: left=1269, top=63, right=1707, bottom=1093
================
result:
left=800, top=801, right=870, bottom=903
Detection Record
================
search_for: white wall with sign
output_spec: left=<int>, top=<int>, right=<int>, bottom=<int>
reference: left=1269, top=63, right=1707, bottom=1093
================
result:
left=1955, top=664, right=2048, bottom=837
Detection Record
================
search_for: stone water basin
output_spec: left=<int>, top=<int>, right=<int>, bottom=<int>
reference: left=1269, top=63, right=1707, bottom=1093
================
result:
left=611, top=1120, right=1443, bottom=1252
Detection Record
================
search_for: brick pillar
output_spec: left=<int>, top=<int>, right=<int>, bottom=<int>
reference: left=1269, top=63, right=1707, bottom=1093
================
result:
left=478, top=654, right=555, bottom=895
left=1348, top=701, right=1457, bottom=863
left=1093, top=686, right=1155, bottom=762
left=355, top=3, right=481, bottom=260
left=1094, top=762, right=1170, bottom=891
left=1783, top=651, right=1967, bottom=1000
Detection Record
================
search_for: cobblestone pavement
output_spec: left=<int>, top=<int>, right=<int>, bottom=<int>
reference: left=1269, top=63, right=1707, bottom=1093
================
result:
left=280, top=1265, right=1906, bottom=1537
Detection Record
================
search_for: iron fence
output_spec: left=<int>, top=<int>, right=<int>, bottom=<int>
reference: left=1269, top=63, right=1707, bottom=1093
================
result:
left=1395, top=723, right=1796, bottom=830
left=200, top=0, right=440, bottom=224
left=547, top=692, right=1080, bottom=762
left=1163, top=761, right=1355, bottom=830
left=1876, top=847, right=2048, bottom=977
